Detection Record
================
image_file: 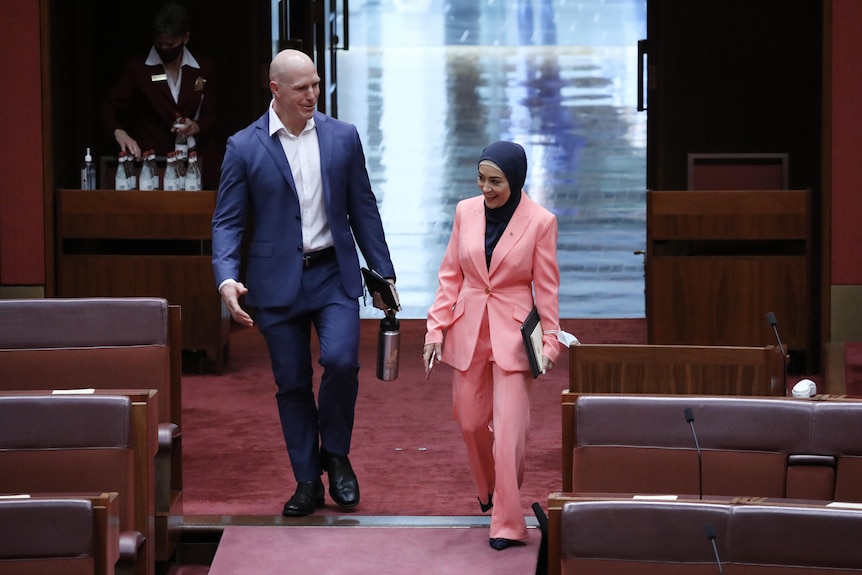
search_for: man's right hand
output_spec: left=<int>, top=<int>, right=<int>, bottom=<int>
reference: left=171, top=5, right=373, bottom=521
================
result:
left=219, top=281, right=254, bottom=326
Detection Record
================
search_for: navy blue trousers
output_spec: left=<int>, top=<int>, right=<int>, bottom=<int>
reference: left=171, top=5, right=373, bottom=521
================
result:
left=254, top=259, right=361, bottom=482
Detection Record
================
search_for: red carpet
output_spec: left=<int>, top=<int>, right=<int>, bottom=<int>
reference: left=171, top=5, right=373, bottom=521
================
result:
left=180, top=318, right=647, bottom=517
left=208, top=526, right=541, bottom=575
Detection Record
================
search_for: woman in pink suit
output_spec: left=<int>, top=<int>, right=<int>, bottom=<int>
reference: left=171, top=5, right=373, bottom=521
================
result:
left=423, top=141, right=561, bottom=550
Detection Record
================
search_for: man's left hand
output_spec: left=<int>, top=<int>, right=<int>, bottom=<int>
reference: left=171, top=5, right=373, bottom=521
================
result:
left=371, top=278, right=396, bottom=311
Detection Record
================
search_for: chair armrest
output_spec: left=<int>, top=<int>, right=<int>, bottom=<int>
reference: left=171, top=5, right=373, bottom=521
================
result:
left=118, top=530, right=144, bottom=562
left=157, top=422, right=180, bottom=452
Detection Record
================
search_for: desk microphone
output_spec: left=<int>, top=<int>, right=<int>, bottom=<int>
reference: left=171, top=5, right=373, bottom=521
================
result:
left=765, top=311, right=787, bottom=359
left=684, top=407, right=703, bottom=500
left=705, top=523, right=724, bottom=575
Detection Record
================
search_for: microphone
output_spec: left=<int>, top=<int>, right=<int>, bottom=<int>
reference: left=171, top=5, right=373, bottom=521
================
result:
left=705, top=523, right=724, bottom=575
left=765, top=311, right=787, bottom=359
left=684, top=407, right=703, bottom=500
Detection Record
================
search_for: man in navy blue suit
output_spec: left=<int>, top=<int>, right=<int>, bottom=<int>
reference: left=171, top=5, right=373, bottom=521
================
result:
left=212, top=49, right=396, bottom=516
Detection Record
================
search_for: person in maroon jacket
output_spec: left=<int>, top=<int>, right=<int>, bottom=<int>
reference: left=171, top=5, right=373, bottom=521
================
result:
left=100, top=2, right=220, bottom=188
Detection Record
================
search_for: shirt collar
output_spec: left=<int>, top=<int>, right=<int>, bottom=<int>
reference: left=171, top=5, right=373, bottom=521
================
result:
left=268, top=101, right=316, bottom=137
left=145, top=45, right=200, bottom=69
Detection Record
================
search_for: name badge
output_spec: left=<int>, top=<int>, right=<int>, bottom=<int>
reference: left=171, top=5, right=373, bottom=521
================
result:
left=151, top=73, right=167, bottom=82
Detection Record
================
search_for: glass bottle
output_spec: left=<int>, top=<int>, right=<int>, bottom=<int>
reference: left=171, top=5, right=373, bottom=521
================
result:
left=174, top=147, right=186, bottom=190
left=115, top=151, right=130, bottom=190
left=138, top=149, right=154, bottom=191
left=163, top=151, right=179, bottom=191
left=126, top=153, right=137, bottom=189
left=185, top=151, right=202, bottom=191
left=147, top=150, right=160, bottom=190
left=174, top=116, right=189, bottom=158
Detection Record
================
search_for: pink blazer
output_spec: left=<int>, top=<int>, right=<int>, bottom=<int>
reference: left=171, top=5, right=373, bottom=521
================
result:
left=425, top=193, right=561, bottom=373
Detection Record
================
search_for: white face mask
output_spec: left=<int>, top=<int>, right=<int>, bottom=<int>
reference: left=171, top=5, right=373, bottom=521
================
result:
left=546, top=329, right=580, bottom=347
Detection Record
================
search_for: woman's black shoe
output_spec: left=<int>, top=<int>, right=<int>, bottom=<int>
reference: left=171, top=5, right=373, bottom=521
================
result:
left=489, top=538, right=517, bottom=551
left=478, top=494, right=493, bottom=513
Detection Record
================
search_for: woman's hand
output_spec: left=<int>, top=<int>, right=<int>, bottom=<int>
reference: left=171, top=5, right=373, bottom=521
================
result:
left=114, top=129, right=141, bottom=159
left=541, top=355, right=555, bottom=374
left=423, top=343, right=442, bottom=375
left=172, top=117, right=200, bottom=137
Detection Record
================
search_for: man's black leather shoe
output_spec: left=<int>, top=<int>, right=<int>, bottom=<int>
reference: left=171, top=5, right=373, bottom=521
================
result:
left=321, top=449, right=360, bottom=508
left=282, top=479, right=325, bottom=517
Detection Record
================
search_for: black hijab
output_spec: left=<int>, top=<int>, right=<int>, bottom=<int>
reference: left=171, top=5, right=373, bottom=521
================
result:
left=479, top=141, right=527, bottom=268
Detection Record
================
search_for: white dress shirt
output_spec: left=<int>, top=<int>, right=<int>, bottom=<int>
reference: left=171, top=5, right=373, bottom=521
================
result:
left=145, top=45, right=201, bottom=104
left=217, top=104, right=335, bottom=294
left=268, top=103, right=334, bottom=253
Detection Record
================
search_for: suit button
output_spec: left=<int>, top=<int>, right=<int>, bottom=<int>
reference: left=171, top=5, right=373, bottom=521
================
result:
left=485, top=287, right=491, bottom=294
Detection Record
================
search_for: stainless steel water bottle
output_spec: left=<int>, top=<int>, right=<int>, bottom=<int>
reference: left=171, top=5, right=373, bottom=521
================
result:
left=376, top=310, right=400, bottom=381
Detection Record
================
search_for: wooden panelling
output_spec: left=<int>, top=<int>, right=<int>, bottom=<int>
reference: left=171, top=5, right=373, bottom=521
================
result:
left=56, top=189, right=229, bottom=371
left=646, top=190, right=812, bottom=371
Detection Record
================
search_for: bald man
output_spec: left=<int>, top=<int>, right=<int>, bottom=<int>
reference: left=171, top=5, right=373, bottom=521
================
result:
left=212, top=49, right=396, bottom=516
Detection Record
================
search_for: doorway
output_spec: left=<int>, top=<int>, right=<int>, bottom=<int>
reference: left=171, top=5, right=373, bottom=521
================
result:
left=323, top=0, right=648, bottom=319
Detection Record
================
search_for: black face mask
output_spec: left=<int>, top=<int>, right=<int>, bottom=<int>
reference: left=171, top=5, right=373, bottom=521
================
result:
left=156, top=44, right=184, bottom=64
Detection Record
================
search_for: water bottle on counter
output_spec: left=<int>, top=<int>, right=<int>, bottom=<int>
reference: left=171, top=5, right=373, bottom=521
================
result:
left=138, top=149, right=155, bottom=190
left=115, top=151, right=130, bottom=190
left=147, top=150, right=159, bottom=189
left=163, top=151, right=180, bottom=191
left=185, top=151, right=202, bottom=191
left=80, top=147, right=96, bottom=189
left=174, top=148, right=186, bottom=190
left=126, top=153, right=137, bottom=189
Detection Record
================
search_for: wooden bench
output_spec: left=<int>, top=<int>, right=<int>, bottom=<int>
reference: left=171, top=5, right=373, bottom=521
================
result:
left=568, top=343, right=786, bottom=396
left=0, top=297, right=183, bottom=561
left=555, top=496, right=862, bottom=575
left=0, top=492, right=120, bottom=575
left=0, top=391, right=157, bottom=575
left=550, top=393, right=862, bottom=575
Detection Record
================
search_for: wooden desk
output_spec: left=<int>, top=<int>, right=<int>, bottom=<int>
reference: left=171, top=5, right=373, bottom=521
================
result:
left=646, top=189, right=811, bottom=371
left=56, top=189, right=230, bottom=371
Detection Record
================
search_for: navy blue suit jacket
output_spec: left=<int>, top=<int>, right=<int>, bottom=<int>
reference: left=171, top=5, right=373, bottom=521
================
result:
left=212, top=110, right=394, bottom=308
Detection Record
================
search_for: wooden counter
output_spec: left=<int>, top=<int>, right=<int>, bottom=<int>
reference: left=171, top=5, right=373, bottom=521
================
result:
left=56, top=189, right=229, bottom=371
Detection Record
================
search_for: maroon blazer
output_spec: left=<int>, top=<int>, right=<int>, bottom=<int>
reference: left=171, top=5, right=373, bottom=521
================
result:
left=100, top=47, right=220, bottom=187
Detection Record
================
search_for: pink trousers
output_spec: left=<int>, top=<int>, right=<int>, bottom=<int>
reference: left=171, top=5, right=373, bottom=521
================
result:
left=452, top=312, right=532, bottom=541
